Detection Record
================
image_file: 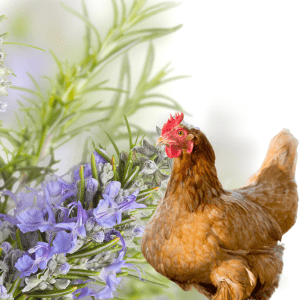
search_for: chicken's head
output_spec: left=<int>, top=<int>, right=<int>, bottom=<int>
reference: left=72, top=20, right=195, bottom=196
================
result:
left=156, top=112, right=194, bottom=158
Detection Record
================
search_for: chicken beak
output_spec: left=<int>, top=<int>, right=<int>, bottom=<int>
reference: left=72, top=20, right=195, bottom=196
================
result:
left=156, top=136, right=170, bottom=146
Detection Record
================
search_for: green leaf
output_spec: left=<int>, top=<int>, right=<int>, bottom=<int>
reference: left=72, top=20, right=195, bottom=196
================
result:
left=11, top=86, right=39, bottom=96
left=66, top=236, right=121, bottom=259
left=49, top=50, right=63, bottom=74
left=81, top=0, right=91, bottom=55
left=138, top=42, right=155, bottom=86
left=136, top=187, right=158, bottom=198
left=141, top=93, right=187, bottom=113
left=159, top=74, right=191, bottom=85
left=22, top=96, right=42, bottom=109
left=0, top=15, right=7, bottom=23
left=111, top=155, right=119, bottom=181
left=124, top=115, right=133, bottom=149
left=2, top=42, right=46, bottom=51
left=16, top=228, right=23, bottom=251
left=91, top=153, right=99, bottom=182
left=60, top=2, right=101, bottom=51
left=122, top=150, right=133, bottom=185
left=77, top=165, right=85, bottom=205
left=15, top=295, right=27, bottom=300
left=68, top=269, right=100, bottom=277
left=126, top=273, right=169, bottom=288
left=120, top=0, right=127, bottom=24
left=116, top=271, right=129, bottom=277
left=137, top=101, right=182, bottom=110
left=134, top=130, right=140, bottom=146
left=56, top=274, right=92, bottom=281
left=0, top=32, right=9, bottom=39
left=8, top=277, right=21, bottom=297
left=123, top=165, right=140, bottom=189
left=125, top=25, right=182, bottom=41
left=95, top=148, right=111, bottom=163
left=101, top=38, right=141, bottom=62
left=25, top=286, right=77, bottom=298
left=105, top=131, right=120, bottom=158
left=111, top=0, right=119, bottom=28
left=142, top=2, right=180, bottom=20
left=26, top=73, right=44, bottom=100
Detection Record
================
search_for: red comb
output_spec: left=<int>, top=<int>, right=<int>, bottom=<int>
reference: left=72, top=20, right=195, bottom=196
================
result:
left=161, top=112, right=184, bottom=134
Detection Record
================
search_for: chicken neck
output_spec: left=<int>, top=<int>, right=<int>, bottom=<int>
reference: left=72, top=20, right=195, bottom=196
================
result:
left=164, top=130, right=227, bottom=212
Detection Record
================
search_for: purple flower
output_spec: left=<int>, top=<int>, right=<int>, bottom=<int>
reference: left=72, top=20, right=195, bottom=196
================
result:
left=49, top=201, right=89, bottom=254
left=97, top=250, right=145, bottom=296
left=0, top=184, right=76, bottom=233
left=68, top=201, right=88, bottom=237
left=0, top=187, right=46, bottom=225
left=52, top=231, right=74, bottom=254
left=72, top=279, right=93, bottom=299
left=118, top=189, right=146, bottom=211
left=14, top=254, right=38, bottom=278
left=93, top=188, right=146, bottom=229
left=105, top=229, right=127, bottom=254
left=93, top=285, right=113, bottom=299
left=28, top=241, right=56, bottom=270
left=16, top=207, right=50, bottom=233
left=93, top=198, right=118, bottom=228
left=104, top=181, right=121, bottom=199
left=43, top=175, right=77, bottom=206
left=102, top=181, right=121, bottom=208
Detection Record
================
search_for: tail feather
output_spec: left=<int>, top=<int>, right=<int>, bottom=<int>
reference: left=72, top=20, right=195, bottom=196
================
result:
left=246, top=129, right=298, bottom=186
left=243, top=129, right=298, bottom=234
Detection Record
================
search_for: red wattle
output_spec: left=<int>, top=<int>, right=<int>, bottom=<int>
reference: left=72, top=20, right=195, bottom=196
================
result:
left=166, top=145, right=182, bottom=158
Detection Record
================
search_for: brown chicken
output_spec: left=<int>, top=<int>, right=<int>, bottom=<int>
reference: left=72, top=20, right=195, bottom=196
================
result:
left=141, top=112, right=298, bottom=300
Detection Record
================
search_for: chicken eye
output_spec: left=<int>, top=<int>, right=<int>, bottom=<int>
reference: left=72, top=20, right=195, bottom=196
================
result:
left=177, top=131, right=184, bottom=136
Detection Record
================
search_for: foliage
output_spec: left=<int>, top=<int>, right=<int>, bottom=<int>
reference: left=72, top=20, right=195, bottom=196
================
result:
left=0, top=0, right=187, bottom=214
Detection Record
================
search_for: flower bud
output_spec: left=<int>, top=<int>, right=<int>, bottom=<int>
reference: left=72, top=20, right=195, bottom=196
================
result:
left=92, top=223, right=103, bottom=232
left=47, top=277, right=56, bottom=284
left=58, top=262, right=70, bottom=275
left=85, top=217, right=96, bottom=231
left=47, top=259, right=57, bottom=271
left=39, top=282, right=48, bottom=290
left=56, top=253, right=67, bottom=264
left=133, top=225, right=144, bottom=237
left=55, top=278, right=70, bottom=290
left=1, top=242, right=12, bottom=253
left=92, top=231, right=104, bottom=243
left=97, top=163, right=104, bottom=173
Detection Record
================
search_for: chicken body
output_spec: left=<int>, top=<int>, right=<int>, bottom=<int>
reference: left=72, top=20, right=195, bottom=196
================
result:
left=141, top=114, right=298, bottom=300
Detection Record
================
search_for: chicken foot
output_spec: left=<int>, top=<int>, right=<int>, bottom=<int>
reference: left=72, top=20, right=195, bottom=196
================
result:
left=210, top=259, right=257, bottom=300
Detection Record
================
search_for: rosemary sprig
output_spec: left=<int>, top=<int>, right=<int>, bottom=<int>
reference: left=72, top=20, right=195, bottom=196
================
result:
left=0, top=0, right=185, bottom=213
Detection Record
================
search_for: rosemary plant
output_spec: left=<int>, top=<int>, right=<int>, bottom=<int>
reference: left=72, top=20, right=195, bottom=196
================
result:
left=0, top=0, right=187, bottom=214
left=0, top=122, right=174, bottom=299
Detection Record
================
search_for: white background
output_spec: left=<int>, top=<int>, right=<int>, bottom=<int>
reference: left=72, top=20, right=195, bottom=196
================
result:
left=0, top=1, right=299, bottom=299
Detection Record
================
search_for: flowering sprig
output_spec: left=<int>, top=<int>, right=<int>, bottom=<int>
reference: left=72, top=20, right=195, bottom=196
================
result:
left=0, top=0, right=187, bottom=215
left=0, top=133, right=173, bottom=299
